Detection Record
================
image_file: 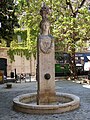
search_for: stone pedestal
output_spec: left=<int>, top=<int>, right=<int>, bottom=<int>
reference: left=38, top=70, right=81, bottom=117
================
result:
left=37, top=35, right=56, bottom=105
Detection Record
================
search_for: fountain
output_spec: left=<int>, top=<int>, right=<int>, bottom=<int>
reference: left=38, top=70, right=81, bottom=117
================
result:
left=13, top=3, right=80, bottom=114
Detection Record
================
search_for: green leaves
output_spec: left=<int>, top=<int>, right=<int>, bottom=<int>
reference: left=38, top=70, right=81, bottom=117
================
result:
left=0, top=0, right=19, bottom=47
left=6, top=0, right=90, bottom=61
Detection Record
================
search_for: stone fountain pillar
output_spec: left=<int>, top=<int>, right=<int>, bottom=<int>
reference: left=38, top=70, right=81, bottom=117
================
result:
left=37, top=3, right=56, bottom=105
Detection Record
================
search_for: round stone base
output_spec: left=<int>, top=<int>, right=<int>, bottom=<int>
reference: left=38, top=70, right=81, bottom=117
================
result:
left=13, top=92, right=80, bottom=114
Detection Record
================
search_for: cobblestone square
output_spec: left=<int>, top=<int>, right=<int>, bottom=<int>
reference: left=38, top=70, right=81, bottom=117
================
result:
left=0, top=80, right=90, bottom=120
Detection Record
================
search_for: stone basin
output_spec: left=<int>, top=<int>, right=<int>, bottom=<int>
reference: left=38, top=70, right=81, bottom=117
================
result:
left=13, top=92, right=80, bottom=114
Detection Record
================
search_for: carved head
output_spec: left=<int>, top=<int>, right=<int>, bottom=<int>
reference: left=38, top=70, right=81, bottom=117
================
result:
left=40, top=19, right=50, bottom=35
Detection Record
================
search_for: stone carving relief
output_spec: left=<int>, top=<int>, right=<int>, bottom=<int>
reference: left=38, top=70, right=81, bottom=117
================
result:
left=39, top=35, right=53, bottom=54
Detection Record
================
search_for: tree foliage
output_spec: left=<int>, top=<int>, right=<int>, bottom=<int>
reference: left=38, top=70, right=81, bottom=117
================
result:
left=0, top=0, right=19, bottom=47
left=2, top=0, right=90, bottom=71
left=16, top=0, right=90, bottom=52
left=52, top=0, right=90, bottom=78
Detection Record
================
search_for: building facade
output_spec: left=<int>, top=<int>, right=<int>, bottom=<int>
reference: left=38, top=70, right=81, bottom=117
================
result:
left=0, top=48, right=36, bottom=77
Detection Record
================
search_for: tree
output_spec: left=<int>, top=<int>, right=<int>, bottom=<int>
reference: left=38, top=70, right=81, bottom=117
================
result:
left=8, top=0, right=43, bottom=60
left=52, top=0, right=90, bottom=79
left=0, top=0, right=19, bottom=47
left=7, top=0, right=90, bottom=78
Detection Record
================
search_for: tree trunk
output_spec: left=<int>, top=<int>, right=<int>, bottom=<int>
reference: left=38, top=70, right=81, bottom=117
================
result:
left=70, top=48, right=77, bottom=80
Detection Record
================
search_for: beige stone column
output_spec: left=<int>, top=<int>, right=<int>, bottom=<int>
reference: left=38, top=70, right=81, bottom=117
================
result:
left=37, top=36, right=56, bottom=104
left=37, top=3, right=56, bottom=105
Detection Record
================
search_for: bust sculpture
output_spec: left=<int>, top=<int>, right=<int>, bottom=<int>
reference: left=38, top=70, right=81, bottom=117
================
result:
left=40, top=19, right=50, bottom=35
left=39, top=2, right=53, bottom=54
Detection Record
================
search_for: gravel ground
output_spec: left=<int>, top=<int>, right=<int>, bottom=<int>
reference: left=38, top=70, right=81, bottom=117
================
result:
left=0, top=79, right=90, bottom=120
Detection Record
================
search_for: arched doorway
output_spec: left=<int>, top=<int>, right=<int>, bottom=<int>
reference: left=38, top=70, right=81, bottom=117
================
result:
left=0, top=58, right=7, bottom=76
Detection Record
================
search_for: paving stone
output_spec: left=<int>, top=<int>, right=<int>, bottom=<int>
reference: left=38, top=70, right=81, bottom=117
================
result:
left=0, top=80, right=90, bottom=120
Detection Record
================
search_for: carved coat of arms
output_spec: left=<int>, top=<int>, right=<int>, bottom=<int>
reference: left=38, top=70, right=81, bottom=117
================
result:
left=39, top=35, right=53, bottom=54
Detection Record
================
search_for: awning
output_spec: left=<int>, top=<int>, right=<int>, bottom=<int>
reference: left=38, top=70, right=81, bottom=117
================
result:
left=87, top=56, right=90, bottom=60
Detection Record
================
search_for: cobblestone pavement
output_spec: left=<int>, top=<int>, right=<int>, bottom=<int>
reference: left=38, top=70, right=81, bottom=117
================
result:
left=0, top=79, right=90, bottom=120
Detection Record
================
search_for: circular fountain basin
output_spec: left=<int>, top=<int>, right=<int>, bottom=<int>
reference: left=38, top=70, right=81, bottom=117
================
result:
left=13, top=92, right=80, bottom=114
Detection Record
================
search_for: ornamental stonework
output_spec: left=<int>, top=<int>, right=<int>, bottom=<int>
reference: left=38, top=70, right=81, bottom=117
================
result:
left=39, top=35, right=53, bottom=54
